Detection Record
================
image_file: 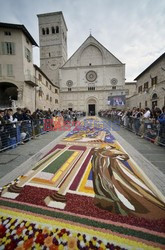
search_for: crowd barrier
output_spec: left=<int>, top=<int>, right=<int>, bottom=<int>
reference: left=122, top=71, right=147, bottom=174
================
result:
left=100, top=113, right=165, bottom=147
left=0, top=117, right=65, bottom=152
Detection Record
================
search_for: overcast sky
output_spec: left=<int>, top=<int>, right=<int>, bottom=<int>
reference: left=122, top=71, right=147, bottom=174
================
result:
left=0, top=0, right=165, bottom=81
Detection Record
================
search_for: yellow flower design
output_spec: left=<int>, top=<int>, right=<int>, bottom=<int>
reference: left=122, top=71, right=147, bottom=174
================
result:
left=59, top=244, right=64, bottom=250
left=68, top=236, right=77, bottom=250
left=44, top=236, right=53, bottom=247
left=43, top=227, right=49, bottom=234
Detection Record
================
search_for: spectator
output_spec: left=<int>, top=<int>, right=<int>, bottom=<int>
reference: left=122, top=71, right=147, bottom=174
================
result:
left=3, top=109, right=17, bottom=146
left=4, top=109, right=17, bottom=124
left=134, top=108, right=142, bottom=135
left=157, top=106, right=165, bottom=144
left=158, top=106, right=165, bottom=125
left=98, top=107, right=165, bottom=146
left=139, top=108, right=151, bottom=138
left=0, top=110, right=9, bottom=149
left=23, top=110, right=32, bottom=120
left=13, top=108, right=24, bottom=121
left=0, top=107, right=84, bottom=152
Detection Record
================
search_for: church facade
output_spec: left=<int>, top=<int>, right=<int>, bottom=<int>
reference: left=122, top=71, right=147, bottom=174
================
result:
left=38, top=12, right=126, bottom=115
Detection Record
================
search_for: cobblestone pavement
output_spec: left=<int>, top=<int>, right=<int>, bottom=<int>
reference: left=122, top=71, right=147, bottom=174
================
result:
left=0, top=130, right=68, bottom=182
left=112, top=124, right=165, bottom=173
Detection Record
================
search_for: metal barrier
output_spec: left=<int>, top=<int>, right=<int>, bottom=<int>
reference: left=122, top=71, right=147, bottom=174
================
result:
left=0, top=118, right=62, bottom=152
left=100, top=113, right=165, bottom=147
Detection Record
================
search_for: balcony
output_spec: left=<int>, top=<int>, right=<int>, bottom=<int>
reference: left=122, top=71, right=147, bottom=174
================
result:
left=24, top=74, right=38, bottom=87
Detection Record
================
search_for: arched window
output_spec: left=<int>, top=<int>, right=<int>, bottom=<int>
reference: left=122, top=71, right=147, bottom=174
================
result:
left=46, top=28, right=49, bottom=34
left=42, top=28, right=45, bottom=35
left=56, top=26, right=59, bottom=33
left=152, top=93, right=158, bottom=100
left=52, top=27, right=55, bottom=34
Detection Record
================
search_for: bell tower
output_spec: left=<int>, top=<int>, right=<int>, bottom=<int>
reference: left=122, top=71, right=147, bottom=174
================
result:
left=37, top=11, right=68, bottom=86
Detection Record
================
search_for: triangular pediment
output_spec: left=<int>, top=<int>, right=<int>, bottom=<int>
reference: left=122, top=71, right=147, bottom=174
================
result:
left=62, top=35, right=123, bottom=68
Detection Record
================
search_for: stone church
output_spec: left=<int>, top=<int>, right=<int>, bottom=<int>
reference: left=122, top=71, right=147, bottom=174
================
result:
left=38, top=11, right=126, bottom=115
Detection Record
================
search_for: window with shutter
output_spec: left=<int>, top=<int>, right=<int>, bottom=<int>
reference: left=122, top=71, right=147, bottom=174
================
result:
left=7, top=64, right=13, bottom=76
left=151, top=76, right=157, bottom=86
left=25, top=47, right=31, bottom=62
left=144, top=82, right=149, bottom=91
left=1, top=42, right=15, bottom=55
left=1, top=42, right=7, bottom=54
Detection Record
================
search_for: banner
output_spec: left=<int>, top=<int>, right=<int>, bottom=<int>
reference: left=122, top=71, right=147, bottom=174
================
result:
left=43, top=117, right=64, bottom=131
left=107, top=95, right=125, bottom=106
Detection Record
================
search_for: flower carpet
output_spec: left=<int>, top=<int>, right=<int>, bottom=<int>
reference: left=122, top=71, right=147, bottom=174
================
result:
left=0, top=117, right=165, bottom=249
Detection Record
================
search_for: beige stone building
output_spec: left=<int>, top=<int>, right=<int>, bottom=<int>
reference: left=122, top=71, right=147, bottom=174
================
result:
left=2, top=12, right=164, bottom=114
left=1, top=12, right=126, bottom=113
left=0, top=22, right=59, bottom=111
left=34, top=65, right=59, bottom=110
left=125, top=82, right=136, bottom=99
left=38, top=12, right=126, bottom=115
left=127, top=53, right=165, bottom=110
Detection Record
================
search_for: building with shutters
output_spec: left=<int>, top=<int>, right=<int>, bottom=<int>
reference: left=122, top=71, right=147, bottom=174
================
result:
left=0, top=22, right=59, bottom=111
left=126, top=53, right=165, bottom=110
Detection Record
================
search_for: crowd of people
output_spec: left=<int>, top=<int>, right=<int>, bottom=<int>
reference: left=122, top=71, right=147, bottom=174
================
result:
left=99, top=106, right=165, bottom=145
left=1, top=105, right=165, bottom=150
left=0, top=108, right=84, bottom=150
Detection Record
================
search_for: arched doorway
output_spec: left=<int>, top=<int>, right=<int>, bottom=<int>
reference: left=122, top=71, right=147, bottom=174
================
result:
left=0, top=82, right=18, bottom=107
left=87, top=97, right=97, bottom=116
left=151, top=93, right=158, bottom=109
left=68, top=103, right=73, bottom=111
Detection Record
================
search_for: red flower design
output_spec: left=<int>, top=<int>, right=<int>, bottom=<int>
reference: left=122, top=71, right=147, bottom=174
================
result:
left=35, top=233, right=45, bottom=244
left=23, top=238, right=33, bottom=249
left=0, top=224, right=6, bottom=238
left=16, top=226, right=25, bottom=235
left=57, top=232, right=63, bottom=238
left=15, top=175, right=165, bottom=233
left=5, top=240, right=17, bottom=250
left=60, top=228, right=66, bottom=234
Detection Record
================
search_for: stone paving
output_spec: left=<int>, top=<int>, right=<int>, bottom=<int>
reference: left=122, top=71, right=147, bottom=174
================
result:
left=114, top=125, right=165, bottom=173
left=111, top=129, right=165, bottom=196
left=0, top=130, right=68, bottom=186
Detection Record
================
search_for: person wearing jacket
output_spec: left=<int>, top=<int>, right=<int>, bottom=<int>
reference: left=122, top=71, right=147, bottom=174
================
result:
left=0, top=110, right=9, bottom=149
left=158, top=106, right=165, bottom=124
left=157, top=106, right=165, bottom=144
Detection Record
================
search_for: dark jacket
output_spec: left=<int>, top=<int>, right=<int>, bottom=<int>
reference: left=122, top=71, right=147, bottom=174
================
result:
left=158, top=113, right=165, bottom=125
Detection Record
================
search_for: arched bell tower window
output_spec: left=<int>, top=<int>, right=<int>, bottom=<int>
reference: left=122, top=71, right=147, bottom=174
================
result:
left=42, top=28, right=45, bottom=35
left=46, top=28, right=49, bottom=34
left=52, top=27, right=55, bottom=34
left=56, top=26, right=59, bottom=33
